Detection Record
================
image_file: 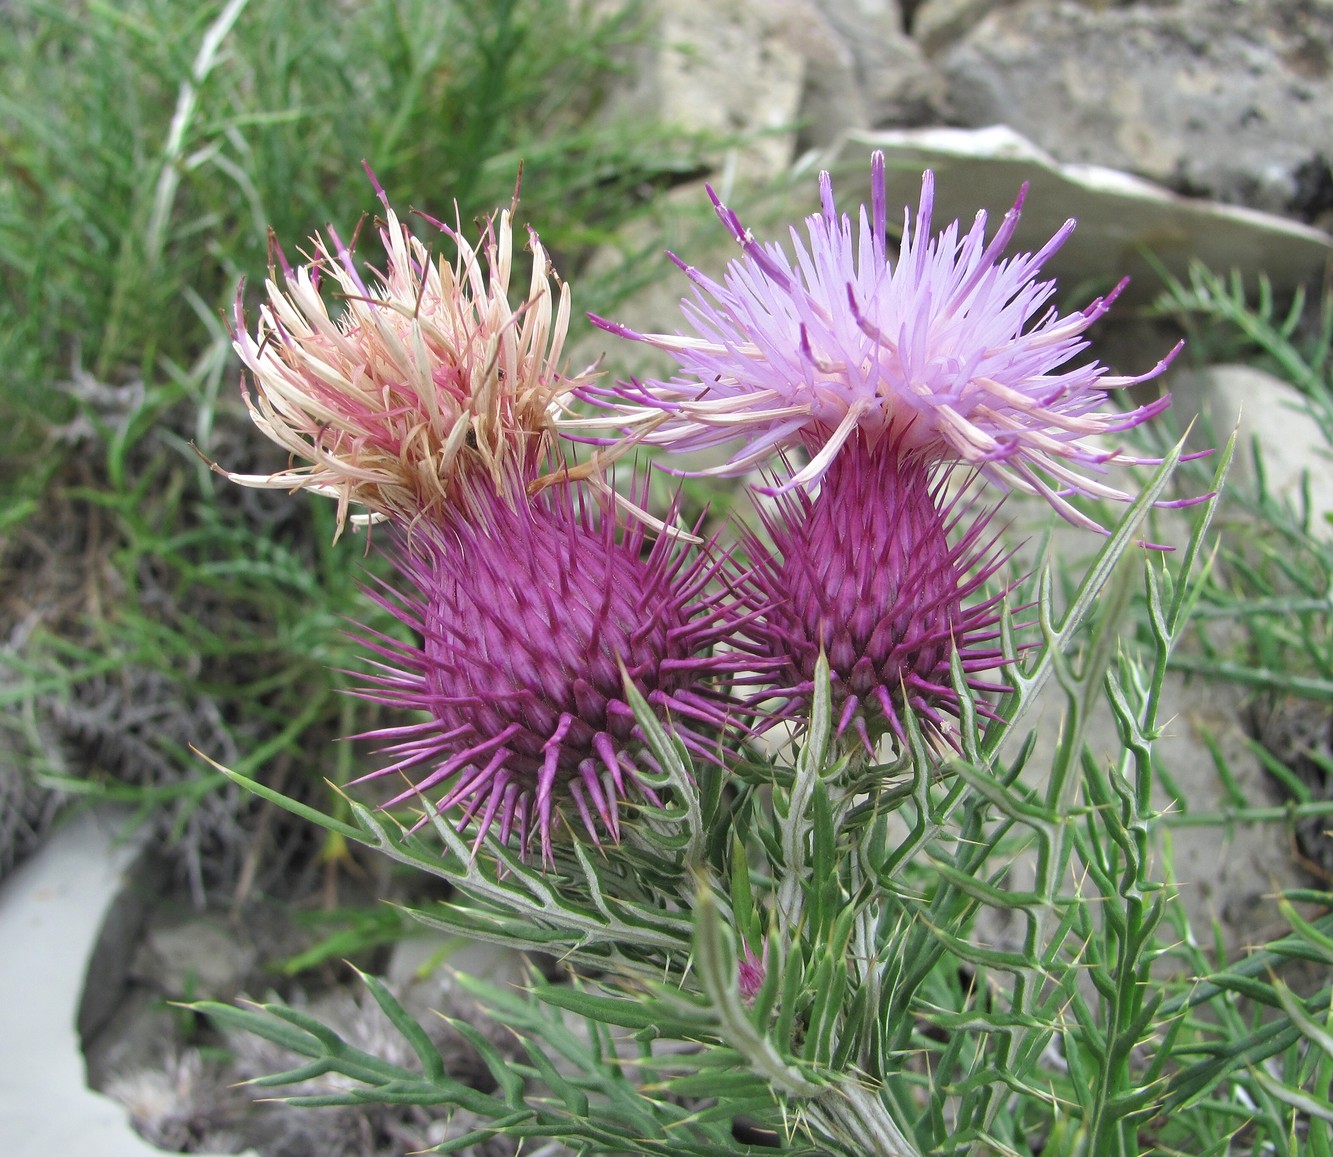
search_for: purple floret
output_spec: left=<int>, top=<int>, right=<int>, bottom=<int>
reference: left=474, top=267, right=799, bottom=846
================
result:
left=583, top=152, right=1183, bottom=533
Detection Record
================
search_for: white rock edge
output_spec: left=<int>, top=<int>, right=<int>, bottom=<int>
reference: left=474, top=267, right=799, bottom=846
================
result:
left=0, top=807, right=253, bottom=1157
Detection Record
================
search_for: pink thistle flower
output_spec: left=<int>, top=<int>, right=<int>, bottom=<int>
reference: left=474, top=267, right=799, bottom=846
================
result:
left=737, top=942, right=767, bottom=1003
left=745, top=435, right=1013, bottom=753
left=348, top=476, right=765, bottom=861
left=223, top=178, right=592, bottom=537
left=584, top=152, right=1182, bottom=533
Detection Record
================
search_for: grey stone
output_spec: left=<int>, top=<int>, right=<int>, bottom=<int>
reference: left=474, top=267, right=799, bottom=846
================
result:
left=937, top=0, right=1333, bottom=215
left=1170, top=364, right=1333, bottom=533
left=607, top=0, right=812, bottom=181
left=76, top=837, right=167, bottom=1046
left=129, top=913, right=259, bottom=999
left=605, top=0, right=943, bottom=177
left=0, top=807, right=251, bottom=1157
left=810, top=0, right=943, bottom=132
left=911, top=0, right=1000, bottom=55
left=792, top=6, right=871, bottom=153
left=834, top=125, right=1333, bottom=304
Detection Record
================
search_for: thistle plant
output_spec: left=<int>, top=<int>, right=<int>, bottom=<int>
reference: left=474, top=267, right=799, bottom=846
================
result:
left=739, top=436, right=1012, bottom=753
left=196, top=157, right=1333, bottom=1157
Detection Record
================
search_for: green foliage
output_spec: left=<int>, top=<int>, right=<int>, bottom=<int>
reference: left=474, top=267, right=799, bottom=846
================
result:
left=1153, top=264, right=1332, bottom=410
left=1151, top=264, right=1333, bottom=787
left=195, top=965, right=810, bottom=1155
left=0, top=0, right=717, bottom=888
left=0, top=0, right=698, bottom=421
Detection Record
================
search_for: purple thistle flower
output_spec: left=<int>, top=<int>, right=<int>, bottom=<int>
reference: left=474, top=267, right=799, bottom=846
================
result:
left=745, top=435, right=1013, bottom=753
left=348, top=476, right=763, bottom=862
left=584, top=152, right=1182, bottom=533
left=737, top=942, right=766, bottom=1003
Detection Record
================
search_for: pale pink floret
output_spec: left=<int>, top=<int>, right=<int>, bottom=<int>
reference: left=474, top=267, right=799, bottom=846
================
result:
left=584, top=152, right=1183, bottom=532
left=224, top=178, right=593, bottom=537
left=737, top=942, right=767, bottom=1003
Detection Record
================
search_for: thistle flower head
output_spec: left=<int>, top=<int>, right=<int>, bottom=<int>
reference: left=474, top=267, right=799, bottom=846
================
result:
left=225, top=177, right=591, bottom=536
left=586, top=152, right=1181, bottom=533
left=747, top=436, right=1012, bottom=753
left=737, top=942, right=767, bottom=1003
left=350, top=479, right=761, bottom=861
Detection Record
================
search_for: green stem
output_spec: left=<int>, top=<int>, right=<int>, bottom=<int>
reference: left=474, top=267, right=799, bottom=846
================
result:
left=810, top=1082, right=920, bottom=1157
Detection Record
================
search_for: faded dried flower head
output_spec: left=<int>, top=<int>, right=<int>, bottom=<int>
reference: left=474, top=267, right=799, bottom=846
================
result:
left=584, top=152, right=1182, bottom=533
left=224, top=176, right=592, bottom=537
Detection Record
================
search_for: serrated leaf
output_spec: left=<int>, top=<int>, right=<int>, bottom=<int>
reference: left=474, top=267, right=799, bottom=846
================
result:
left=187, top=999, right=323, bottom=1057
left=193, top=754, right=362, bottom=841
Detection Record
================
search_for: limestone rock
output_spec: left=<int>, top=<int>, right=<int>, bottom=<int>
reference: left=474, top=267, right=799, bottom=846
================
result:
left=608, top=0, right=811, bottom=181
left=0, top=809, right=250, bottom=1157
left=809, top=0, right=942, bottom=134
left=129, top=914, right=259, bottom=1000
left=937, top=0, right=1333, bottom=216
left=1169, top=364, right=1333, bottom=534
left=911, top=0, right=999, bottom=55
left=835, top=125, right=1333, bottom=304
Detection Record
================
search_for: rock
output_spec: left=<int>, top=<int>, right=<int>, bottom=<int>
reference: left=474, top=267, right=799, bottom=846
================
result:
left=910, top=0, right=996, bottom=55
left=1170, top=364, right=1333, bottom=533
left=833, top=125, right=1333, bottom=304
left=604, top=0, right=944, bottom=178
left=937, top=0, right=1333, bottom=217
left=790, top=11, right=869, bottom=154
left=0, top=807, right=251, bottom=1157
left=608, top=0, right=811, bottom=182
left=129, top=913, right=260, bottom=1000
left=809, top=0, right=942, bottom=134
